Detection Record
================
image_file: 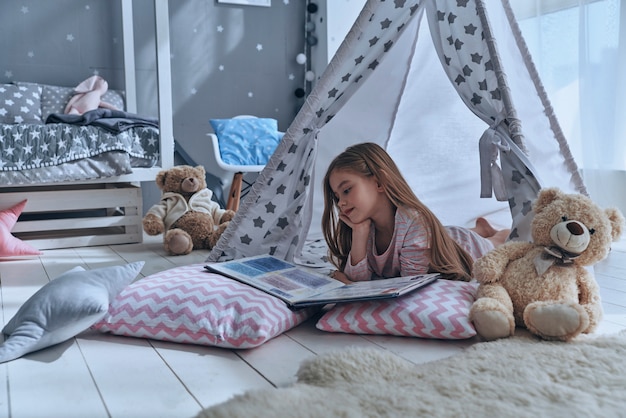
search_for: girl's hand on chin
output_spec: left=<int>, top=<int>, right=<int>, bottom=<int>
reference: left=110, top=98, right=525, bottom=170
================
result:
left=339, top=214, right=370, bottom=231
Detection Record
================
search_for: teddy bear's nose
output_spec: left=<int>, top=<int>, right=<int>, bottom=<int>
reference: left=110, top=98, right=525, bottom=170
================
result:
left=566, top=221, right=584, bottom=235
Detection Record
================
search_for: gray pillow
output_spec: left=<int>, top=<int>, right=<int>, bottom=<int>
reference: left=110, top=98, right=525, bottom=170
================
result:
left=39, top=84, right=74, bottom=120
left=0, top=261, right=144, bottom=363
left=0, top=83, right=43, bottom=124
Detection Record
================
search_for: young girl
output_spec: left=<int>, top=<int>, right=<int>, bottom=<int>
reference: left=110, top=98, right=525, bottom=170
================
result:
left=322, top=142, right=509, bottom=283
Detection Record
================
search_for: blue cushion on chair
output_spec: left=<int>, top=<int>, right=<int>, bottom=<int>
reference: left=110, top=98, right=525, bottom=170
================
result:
left=210, top=118, right=282, bottom=166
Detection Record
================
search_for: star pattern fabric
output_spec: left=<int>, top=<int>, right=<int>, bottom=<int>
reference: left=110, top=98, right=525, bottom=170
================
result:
left=207, top=0, right=546, bottom=263
left=0, top=84, right=43, bottom=124
left=0, top=200, right=41, bottom=257
left=0, top=123, right=158, bottom=173
left=208, top=0, right=423, bottom=264
left=1, top=81, right=158, bottom=184
left=426, top=1, right=541, bottom=241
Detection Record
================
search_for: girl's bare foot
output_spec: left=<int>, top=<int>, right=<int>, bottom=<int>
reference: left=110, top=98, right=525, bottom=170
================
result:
left=489, top=229, right=510, bottom=247
left=472, top=217, right=510, bottom=247
left=473, top=217, right=498, bottom=238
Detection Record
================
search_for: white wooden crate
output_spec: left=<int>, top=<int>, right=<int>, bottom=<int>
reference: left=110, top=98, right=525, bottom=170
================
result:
left=1, top=183, right=143, bottom=250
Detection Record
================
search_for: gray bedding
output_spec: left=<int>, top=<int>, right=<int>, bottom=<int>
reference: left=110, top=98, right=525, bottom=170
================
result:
left=46, top=109, right=159, bottom=134
left=0, top=122, right=159, bottom=184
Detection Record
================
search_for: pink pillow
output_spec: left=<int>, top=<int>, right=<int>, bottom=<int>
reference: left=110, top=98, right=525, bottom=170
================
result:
left=0, top=200, right=41, bottom=257
left=316, top=280, right=478, bottom=339
left=93, top=264, right=315, bottom=348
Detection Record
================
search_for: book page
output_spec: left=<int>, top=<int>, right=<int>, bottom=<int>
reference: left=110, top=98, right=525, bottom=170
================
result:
left=294, top=274, right=438, bottom=305
left=206, top=255, right=439, bottom=308
left=205, top=256, right=344, bottom=303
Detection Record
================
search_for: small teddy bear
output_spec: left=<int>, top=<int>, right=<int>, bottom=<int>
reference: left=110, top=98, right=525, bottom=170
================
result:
left=470, top=187, right=624, bottom=342
left=143, top=165, right=235, bottom=255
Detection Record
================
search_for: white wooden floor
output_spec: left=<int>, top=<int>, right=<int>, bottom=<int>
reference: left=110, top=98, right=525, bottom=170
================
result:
left=1, top=233, right=625, bottom=418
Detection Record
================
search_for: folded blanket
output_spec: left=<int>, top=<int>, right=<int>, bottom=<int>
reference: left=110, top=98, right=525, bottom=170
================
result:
left=46, top=109, right=159, bottom=134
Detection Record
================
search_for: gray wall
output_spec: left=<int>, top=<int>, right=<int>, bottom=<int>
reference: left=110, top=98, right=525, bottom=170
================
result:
left=0, top=0, right=308, bottom=209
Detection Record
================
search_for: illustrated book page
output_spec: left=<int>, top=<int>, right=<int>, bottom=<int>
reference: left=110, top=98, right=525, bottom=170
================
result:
left=204, top=255, right=439, bottom=308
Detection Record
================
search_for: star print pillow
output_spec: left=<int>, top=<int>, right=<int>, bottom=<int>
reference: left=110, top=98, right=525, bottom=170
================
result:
left=15, top=81, right=126, bottom=121
left=0, top=200, right=42, bottom=257
left=0, top=83, right=43, bottom=124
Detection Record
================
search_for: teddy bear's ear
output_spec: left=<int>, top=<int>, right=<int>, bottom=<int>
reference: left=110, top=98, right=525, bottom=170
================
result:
left=533, top=188, right=562, bottom=212
left=605, top=207, right=625, bottom=242
left=194, top=165, right=206, bottom=176
left=155, top=170, right=168, bottom=189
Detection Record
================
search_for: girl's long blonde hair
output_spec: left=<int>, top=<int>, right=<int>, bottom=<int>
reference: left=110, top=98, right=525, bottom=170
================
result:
left=322, top=142, right=473, bottom=281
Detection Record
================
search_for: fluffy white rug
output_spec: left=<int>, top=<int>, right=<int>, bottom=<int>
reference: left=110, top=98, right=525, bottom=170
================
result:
left=197, top=331, right=626, bottom=418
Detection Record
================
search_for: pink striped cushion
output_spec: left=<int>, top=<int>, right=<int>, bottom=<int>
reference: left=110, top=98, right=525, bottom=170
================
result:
left=316, top=280, right=478, bottom=339
left=93, top=264, right=313, bottom=348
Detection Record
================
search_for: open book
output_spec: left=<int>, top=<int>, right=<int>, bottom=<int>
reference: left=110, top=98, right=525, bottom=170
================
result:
left=204, top=255, right=439, bottom=309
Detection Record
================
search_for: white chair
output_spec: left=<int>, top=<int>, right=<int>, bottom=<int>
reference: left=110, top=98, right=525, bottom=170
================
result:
left=209, top=116, right=268, bottom=212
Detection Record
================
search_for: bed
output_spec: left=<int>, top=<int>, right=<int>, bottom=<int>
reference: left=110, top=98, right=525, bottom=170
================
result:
left=0, top=0, right=174, bottom=251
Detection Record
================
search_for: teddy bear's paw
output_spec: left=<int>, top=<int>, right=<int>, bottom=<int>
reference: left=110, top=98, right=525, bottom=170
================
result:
left=142, top=214, right=164, bottom=236
left=216, top=222, right=229, bottom=234
left=471, top=262, right=498, bottom=284
left=165, top=229, right=194, bottom=256
left=524, top=301, right=589, bottom=341
left=469, top=298, right=515, bottom=341
left=206, top=233, right=220, bottom=250
left=220, top=210, right=235, bottom=223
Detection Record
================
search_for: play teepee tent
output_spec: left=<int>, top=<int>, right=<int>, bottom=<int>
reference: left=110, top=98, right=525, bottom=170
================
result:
left=207, top=0, right=586, bottom=264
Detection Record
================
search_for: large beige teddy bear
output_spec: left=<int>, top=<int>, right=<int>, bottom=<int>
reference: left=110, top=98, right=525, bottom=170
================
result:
left=143, top=165, right=235, bottom=255
left=470, top=187, right=624, bottom=342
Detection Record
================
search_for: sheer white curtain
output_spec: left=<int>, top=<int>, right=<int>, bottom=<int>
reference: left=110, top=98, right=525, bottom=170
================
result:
left=510, top=0, right=625, bottom=212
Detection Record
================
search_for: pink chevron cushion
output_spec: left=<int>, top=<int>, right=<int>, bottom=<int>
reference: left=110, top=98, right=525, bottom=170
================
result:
left=316, top=280, right=478, bottom=339
left=93, top=264, right=314, bottom=348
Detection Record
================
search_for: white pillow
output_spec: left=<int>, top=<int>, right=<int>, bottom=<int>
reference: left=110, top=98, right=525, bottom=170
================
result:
left=0, top=261, right=144, bottom=363
left=93, top=263, right=315, bottom=348
left=316, top=280, right=478, bottom=339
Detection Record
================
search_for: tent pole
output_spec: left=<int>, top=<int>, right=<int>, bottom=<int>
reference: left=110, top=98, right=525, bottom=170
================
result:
left=474, top=0, right=526, bottom=154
